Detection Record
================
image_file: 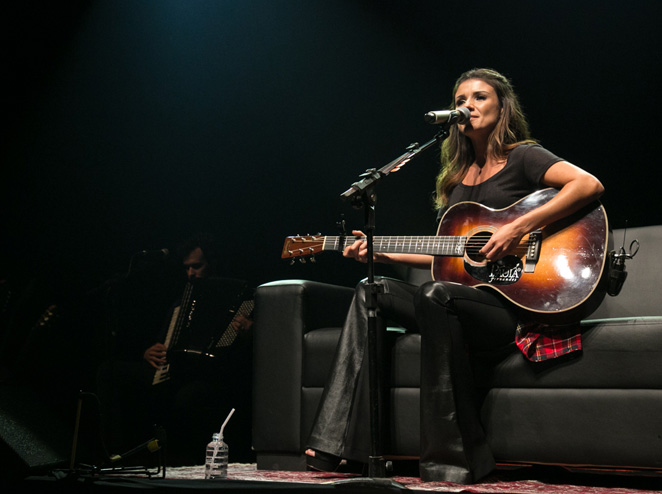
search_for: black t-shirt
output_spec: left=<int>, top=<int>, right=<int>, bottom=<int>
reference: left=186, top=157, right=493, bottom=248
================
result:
left=438, top=144, right=563, bottom=220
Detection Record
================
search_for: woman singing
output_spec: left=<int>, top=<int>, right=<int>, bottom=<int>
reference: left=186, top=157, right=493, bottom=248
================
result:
left=305, top=68, right=604, bottom=483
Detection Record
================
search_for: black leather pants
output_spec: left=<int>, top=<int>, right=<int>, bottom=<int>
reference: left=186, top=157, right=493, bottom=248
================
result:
left=416, top=280, right=518, bottom=483
left=306, top=277, right=517, bottom=483
left=307, top=277, right=419, bottom=462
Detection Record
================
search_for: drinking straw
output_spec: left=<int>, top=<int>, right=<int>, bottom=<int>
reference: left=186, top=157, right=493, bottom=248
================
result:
left=220, top=408, right=235, bottom=438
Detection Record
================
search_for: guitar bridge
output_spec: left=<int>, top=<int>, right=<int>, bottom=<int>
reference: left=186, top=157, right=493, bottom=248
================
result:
left=525, top=230, right=542, bottom=273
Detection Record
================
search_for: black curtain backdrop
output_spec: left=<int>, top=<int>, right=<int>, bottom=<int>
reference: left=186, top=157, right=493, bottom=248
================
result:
left=2, top=0, right=660, bottom=435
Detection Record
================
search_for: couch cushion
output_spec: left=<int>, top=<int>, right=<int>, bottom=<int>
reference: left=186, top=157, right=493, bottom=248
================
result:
left=302, top=327, right=342, bottom=387
left=391, top=333, right=421, bottom=387
left=474, top=316, right=662, bottom=389
left=589, top=225, right=661, bottom=319
left=482, top=388, right=662, bottom=469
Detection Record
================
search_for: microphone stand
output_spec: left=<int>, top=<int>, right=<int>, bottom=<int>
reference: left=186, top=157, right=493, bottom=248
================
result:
left=339, top=124, right=452, bottom=478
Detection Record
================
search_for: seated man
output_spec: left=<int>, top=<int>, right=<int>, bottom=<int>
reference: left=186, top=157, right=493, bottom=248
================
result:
left=96, top=233, right=254, bottom=466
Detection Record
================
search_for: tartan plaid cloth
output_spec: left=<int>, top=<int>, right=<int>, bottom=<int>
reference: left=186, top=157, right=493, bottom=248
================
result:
left=515, top=321, right=582, bottom=362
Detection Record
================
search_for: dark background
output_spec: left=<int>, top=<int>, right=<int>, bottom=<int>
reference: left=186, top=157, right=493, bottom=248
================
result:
left=1, top=0, right=660, bottom=462
left=4, top=0, right=660, bottom=292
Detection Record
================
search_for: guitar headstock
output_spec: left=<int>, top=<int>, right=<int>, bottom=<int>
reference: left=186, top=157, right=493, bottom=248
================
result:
left=281, top=235, right=325, bottom=260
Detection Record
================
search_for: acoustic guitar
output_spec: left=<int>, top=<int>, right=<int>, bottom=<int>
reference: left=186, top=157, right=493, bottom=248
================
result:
left=282, top=188, right=612, bottom=323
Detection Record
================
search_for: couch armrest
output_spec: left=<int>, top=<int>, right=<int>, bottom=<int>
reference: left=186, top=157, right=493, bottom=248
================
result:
left=252, top=280, right=354, bottom=454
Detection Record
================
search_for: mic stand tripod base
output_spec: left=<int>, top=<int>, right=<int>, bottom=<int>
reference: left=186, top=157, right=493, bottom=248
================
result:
left=332, top=460, right=405, bottom=490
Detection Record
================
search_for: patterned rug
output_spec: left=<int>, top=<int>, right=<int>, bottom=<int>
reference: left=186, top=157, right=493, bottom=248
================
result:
left=165, top=463, right=662, bottom=493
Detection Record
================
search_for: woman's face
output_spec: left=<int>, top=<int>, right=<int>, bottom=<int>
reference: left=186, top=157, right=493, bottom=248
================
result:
left=454, top=79, right=501, bottom=137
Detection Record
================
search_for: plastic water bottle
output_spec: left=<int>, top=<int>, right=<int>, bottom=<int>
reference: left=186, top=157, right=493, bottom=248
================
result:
left=204, top=433, right=228, bottom=479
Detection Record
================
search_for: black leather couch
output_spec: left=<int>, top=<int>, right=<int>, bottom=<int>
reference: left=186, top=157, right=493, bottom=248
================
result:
left=252, top=225, right=662, bottom=474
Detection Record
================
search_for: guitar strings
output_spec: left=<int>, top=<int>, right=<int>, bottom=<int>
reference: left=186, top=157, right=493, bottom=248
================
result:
left=288, top=235, right=537, bottom=253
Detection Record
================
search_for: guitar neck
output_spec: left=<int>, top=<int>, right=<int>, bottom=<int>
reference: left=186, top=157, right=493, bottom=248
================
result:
left=321, top=235, right=466, bottom=257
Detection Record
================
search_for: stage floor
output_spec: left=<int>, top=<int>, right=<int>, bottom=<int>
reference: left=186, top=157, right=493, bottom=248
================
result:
left=9, top=463, right=662, bottom=494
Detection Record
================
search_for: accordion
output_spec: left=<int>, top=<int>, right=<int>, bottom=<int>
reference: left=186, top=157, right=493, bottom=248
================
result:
left=152, top=277, right=254, bottom=385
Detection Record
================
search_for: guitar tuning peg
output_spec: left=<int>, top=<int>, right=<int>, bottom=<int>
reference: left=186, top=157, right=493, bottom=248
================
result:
left=310, top=256, right=316, bottom=263
left=299, top=258, right=306, bottom=264
left=290, top=259, right=295, bottom=266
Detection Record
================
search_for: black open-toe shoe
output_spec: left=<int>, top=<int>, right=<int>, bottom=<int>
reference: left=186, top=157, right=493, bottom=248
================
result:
left=306, top=450, right=344, bottom=472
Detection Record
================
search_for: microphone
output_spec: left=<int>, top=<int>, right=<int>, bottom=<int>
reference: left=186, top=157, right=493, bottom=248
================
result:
left=607, top=247, right=628, bottom=297
left=424, top=107, right=471, bottom=125
left=607, top=230, right=640, bottom=297
left=137, top=248, right=170, bottom=259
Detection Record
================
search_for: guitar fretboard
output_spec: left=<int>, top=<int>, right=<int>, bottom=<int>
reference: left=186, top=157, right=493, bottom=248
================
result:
left=322, top=235, right=468, bottom=257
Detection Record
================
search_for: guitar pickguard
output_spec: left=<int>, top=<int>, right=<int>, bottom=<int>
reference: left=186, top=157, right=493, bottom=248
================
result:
left=465, top=256, right=523, bottom=285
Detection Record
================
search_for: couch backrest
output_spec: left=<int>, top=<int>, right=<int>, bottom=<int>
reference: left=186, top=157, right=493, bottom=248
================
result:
left=586, top=224, right=661, bottom=319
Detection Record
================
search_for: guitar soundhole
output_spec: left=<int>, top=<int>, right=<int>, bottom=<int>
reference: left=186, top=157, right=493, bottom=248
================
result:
left=466, top=232, right=492, bottom=262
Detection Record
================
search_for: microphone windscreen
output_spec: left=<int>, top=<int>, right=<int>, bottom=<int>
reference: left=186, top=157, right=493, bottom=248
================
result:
left=456, top=107, right=471, bottom=123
